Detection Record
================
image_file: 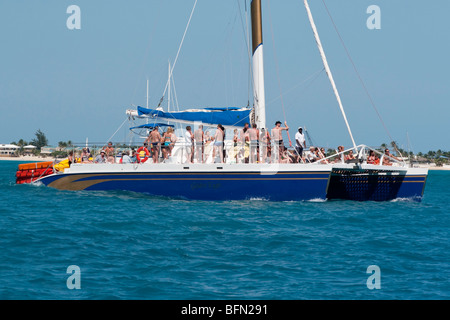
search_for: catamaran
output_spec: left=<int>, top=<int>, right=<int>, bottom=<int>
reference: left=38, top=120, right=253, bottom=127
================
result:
left=16, top=0, right=427, bottom=201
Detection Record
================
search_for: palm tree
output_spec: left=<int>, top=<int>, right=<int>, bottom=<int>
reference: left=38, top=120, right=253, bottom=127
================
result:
left=58, top=141, right=68, bottom=148
left=17, top=139, right=27, bottom=147
left=30, top=129, right=48, bottom=151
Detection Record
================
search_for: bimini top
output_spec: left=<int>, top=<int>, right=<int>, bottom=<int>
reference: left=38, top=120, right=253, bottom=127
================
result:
left=129, top=123, right=175, bottom=130
left=137, top=106, right=251, bottom=127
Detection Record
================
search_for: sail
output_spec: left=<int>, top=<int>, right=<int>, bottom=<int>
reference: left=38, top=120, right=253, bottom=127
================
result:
left=137, top=106, right=251, bottom=127
left=251, top=0, right=266, bottom=130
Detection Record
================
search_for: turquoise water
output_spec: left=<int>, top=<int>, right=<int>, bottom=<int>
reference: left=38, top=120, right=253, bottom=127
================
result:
left=1, top=160, right=449, bottom=299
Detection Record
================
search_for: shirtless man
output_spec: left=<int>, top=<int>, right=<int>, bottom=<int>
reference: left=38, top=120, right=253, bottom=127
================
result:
left=194, top=125, right=204, bottom=163
left=271, top=121, right=289, bottom=163
left=240, top=123, right=250, bottom=142
left=248, top=124, right=259, bottom=163
left=105, top=142, right=115, bottom=158
left=146, top=126, right=161, bottom=163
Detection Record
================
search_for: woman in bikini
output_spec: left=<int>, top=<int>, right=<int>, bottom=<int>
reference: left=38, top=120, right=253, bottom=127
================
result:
left=161, top=129, right=173, bottom=160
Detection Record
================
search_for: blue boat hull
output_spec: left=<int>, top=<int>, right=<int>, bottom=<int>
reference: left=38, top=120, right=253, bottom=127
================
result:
left=39, top=170, right=330, bottom=201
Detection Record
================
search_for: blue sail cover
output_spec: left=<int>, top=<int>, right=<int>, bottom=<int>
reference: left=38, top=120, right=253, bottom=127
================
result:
left=129, top=123, right=174, bottom=130
left=137, top=106, right=251, bottom=127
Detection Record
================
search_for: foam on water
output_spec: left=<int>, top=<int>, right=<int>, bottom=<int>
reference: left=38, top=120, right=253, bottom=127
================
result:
left=305, top=198, right=328, bottom=203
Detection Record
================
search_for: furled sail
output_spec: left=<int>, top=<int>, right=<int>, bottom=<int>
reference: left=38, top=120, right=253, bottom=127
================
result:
left=129, top=123, right=175, bottom=130
left=137, top=106, right=251, bottom=127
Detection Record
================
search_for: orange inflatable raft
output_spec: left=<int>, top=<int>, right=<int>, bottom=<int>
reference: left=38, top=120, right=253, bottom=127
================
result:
left=15, top=161, right=54, bottom=184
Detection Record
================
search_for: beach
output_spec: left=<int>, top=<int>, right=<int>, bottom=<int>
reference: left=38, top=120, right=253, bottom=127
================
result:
left=0, top=156, right=56, bottom=162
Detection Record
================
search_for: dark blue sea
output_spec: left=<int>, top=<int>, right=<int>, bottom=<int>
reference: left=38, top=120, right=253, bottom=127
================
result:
left=1, top=160, right=449, bottom=300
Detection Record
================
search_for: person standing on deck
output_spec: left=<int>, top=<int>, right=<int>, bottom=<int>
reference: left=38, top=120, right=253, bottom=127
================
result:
left=259, top=128, right=270, bottom=163
left=271, top=121, right=289, bottom=163
left=240, top=123, right=250, bottom=163
left=147, top=126, right=162, bottom=164
left=184, top=126, right=194, bottom=163
left=295, top=127, right=306, bottom=159
left=105, top=142, right=115, bottom=158
left=212, top=125, right=224, bottom=163
left=248, top=123, right=259, bottom=163
left=194, top=125, right=204, bottom=163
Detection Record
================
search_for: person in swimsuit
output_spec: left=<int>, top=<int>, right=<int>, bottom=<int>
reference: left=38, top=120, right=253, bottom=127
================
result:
left=345, top=150, right=356, bottom=162
left=367, top=150, right=378, bottom=164
left=248, top=123, right=259, bottom=163
left=146, top=126, right=162, bottom=163
left=161, top=129, right=173, bottom=160
left=105, top=142, right=115, bottom=158
left=271, top=121, right=289, bottom=163
left=80, top=148, right=92, bottom=163
left=382, top=148, right=400, bottom=166
left=212, top=125, right=224, bottom=163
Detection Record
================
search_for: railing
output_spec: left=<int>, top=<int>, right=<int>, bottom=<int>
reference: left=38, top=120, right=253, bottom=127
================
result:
left=314, top=144, right=406, bottom=167
left=53, top=142, right=406, bottom=167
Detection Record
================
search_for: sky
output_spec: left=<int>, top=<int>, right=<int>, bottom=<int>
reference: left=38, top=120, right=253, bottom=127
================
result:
left=0, top=0, right=449, bottom=153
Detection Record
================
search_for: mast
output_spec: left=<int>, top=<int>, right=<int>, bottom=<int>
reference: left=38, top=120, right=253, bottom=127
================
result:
left=303, top=0, right=357, bottom=150
left=251, top=0, right=266, bottom=130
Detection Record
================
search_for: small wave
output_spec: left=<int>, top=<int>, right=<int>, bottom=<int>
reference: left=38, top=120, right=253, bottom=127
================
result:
left=248, top=197, right=269, bottom=201
left=390, top=196, right=422, bottom=203
left=306, top=198, right=327, bottom=203
left=30, top=181, right=44, bottom=187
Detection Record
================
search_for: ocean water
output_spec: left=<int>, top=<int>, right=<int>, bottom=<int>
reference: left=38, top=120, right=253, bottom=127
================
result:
left=1, top=160, right=449, bottom=300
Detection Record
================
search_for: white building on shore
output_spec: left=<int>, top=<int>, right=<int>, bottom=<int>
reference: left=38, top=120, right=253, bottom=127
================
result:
left=0, top=144, right=20, bottom=157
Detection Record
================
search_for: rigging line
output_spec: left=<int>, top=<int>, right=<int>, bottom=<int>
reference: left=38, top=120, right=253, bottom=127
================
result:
left=160, top=0, right=198, bottom=105
left=266, top=67, right=324, bottom=106
left=105, top=117, right=129, bottom=146
left=320, top=0, right=401, bottom=155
